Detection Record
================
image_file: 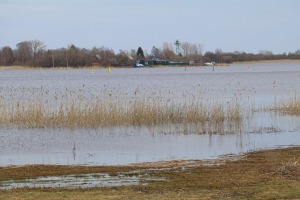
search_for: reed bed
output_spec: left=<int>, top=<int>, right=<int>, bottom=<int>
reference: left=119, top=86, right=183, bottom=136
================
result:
left=275, top=95, right=300, bottom=115
left=0, top=87, right=244, bottom=131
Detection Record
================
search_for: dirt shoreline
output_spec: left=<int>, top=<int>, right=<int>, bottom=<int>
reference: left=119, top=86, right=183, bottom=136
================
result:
left=0, top=154, right=244, bottom=180
left=1, top=147, right=299, bottom=199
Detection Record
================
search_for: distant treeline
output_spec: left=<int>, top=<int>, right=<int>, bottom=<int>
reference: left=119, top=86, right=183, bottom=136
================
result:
left=204, top=49, right=300, bottom=64
left=1, top=40, right=300, bottom=67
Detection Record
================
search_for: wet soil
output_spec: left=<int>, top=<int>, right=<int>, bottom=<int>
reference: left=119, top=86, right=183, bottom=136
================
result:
left=1, top=147, right=300, bottom=199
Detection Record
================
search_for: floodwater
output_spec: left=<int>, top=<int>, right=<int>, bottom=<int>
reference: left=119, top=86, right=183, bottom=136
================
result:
left=1, top=62, right=300, bottom=166
left=0, top=172, right=165, bottom=189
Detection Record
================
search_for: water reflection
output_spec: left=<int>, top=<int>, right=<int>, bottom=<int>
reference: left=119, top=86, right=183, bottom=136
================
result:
left=0, top=172, right=165, bottom=189
left=1, top=63, right=300, bottom=166
left=72, top=143, right=76, bottom=162
left=0, top=112, right=299, bottom=166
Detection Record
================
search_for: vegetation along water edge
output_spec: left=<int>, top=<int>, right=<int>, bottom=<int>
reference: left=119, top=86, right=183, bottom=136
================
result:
left=0, top=147, right=300, bottom=199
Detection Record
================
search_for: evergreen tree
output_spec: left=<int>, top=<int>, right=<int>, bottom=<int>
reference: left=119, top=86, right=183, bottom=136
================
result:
left=136, top=47, right=145, bottom=58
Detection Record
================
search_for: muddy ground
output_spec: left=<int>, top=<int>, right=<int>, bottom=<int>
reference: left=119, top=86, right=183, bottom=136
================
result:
left=1, top=147, right=300, bottom=199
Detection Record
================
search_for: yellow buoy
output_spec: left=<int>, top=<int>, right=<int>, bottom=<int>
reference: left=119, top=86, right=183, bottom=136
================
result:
left=107, top=67, right=111, bottom=73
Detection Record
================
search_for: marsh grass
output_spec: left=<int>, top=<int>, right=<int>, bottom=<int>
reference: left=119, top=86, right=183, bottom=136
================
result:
left=1, top=147, right=300, bottom=199
left=273, top=157, right=300, bottom=179
left=264, top=94, right=300, bottom=116
left=0, top=88, right=244, bottom=132
left=276, top=95, right=300, bottom=115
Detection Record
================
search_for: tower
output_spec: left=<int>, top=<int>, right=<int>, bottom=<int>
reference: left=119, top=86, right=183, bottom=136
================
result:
left=174, top=40, right=181, bottom=56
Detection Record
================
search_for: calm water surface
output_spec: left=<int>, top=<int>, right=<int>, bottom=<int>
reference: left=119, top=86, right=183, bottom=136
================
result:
left=1, top=62, right=300, bottom=166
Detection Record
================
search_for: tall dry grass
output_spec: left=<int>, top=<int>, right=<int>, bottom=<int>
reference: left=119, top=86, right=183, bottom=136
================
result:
left=264, top=95, right=300, bottom=116
left=272, top=94, right=300, bottom=115
left=0, top=89, right=244, bottom=131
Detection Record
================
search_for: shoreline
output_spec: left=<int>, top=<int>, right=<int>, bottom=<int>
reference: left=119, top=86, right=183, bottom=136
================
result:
left=1, top=59, right=300, bottom=70
left=0, top=146, right=296, bottom=179
left=232, top=59, right=300, bottom=65
left=1, top=146, right=299, bottom=199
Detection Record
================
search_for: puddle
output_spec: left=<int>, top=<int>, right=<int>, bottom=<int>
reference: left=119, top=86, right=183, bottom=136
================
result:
left=0, top=172, right=165, bottom=190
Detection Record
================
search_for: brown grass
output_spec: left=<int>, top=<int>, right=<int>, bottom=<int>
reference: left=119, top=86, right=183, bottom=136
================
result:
left=272, top=157, right=300, bottom=180
left=280, top=95, right=300, bottom=115
left=270, top=94, right=300, bottom=115
left=1, top=147, right=300, bottom=199
left=0, top=90, right=244, bottom=131
left=4, top=87, right=300, bottom=133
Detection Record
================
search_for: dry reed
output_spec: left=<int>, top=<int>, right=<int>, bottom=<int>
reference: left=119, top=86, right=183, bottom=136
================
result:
left=0, top=88, right=244, bottom=130
left=272, top=94, right=300, bottom=115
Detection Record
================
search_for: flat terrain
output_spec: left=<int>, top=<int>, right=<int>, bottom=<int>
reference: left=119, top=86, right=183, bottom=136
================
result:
left=232, top=59, right=300, bottom=64
left=1, top=59, right=300, bottom=70
left=1, top=147, right=300, bottom=199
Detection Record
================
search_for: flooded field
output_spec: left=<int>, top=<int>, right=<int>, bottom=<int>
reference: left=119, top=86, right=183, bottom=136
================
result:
left=0, top=171, right=165, bottom=189
left=1, top=62, right=300, bottom=166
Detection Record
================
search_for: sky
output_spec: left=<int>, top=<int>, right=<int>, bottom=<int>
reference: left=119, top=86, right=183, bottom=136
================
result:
left=1, top=0, right=300, bottom=54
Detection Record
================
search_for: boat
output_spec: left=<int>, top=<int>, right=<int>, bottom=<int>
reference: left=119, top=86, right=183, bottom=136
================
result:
left=204, top=62, right=216, bottom=66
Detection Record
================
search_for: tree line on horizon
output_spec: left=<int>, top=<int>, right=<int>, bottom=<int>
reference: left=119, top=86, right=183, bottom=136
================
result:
left=1, top=40, right=300, bottom=67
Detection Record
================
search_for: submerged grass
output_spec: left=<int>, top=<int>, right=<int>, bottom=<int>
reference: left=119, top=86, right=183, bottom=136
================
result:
left=0, top=86, right=247, bottom=133
left=276, top=95, right=300, bottom=115
left=1, top=86, right=299, bottom=131
left=0, top=88, right=244, bottom=130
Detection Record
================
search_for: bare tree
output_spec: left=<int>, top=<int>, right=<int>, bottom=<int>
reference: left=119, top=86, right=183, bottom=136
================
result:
left=16, top=41, right=32, bottom=64
left=15, top=40, right=45, bottom=66
left=151, top=46, right=161, bottom=59
left=1, top=46, right=15, bottom=66
left=162, top=42, right=176, bottom=60
left=180, top=42, right=204, bottom=63
left=162, top=42, right=174, bottom=52
left=196, top=44, right=204, bottom=64
left=181, top=42, right=190, bottom=58
left=215, top=48, right=223, bottom=63
left=31, top=40, right=46, bottom=66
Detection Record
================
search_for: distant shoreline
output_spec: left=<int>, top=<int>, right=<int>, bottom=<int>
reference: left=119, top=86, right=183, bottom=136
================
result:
left=1, top=59, right=300, bottom=70
left=232, top=59, right=300, bottom=65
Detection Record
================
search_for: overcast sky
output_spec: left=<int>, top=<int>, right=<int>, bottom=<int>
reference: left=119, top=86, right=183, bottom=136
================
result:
left=1, top=0, right=300, bottom=54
